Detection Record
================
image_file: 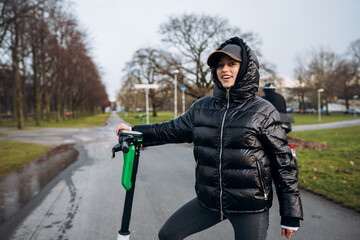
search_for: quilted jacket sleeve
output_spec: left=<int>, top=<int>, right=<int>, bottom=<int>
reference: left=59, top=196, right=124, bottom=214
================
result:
left=261, top=109, right=303, bottom=221
left=132, top=105, right=194, bottom=147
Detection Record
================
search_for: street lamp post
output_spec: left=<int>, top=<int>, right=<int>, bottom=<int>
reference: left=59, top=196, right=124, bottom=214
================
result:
left=173, top=70, right=179, bottom=118
left=317, top=88, right=324, bottom=122
left=180, top=84, right=186, bottom=114
left=135, top=84, right=159, bottom=124
left=354, top=95, right=359, bottom=118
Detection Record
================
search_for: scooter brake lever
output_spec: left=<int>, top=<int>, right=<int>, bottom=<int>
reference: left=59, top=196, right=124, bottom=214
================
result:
left=112, top=143, right=121, bottom=159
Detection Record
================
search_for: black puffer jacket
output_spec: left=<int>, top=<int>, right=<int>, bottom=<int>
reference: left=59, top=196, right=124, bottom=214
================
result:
left=133, top=37, right=303, bottom=223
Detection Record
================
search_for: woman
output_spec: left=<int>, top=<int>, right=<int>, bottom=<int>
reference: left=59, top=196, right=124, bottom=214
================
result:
left=116, top=37, right=303, bottom=240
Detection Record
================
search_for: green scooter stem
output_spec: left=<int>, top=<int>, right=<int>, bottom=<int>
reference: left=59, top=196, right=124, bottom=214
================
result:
left=122, top=145, right=136, bottom=190
left=119, top=140, right=141, bottom=238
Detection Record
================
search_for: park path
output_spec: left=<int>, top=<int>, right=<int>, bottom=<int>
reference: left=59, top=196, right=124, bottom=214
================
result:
left=0, top=113, right=359, bottom=239
left=292, top=118, right=360, bottom=131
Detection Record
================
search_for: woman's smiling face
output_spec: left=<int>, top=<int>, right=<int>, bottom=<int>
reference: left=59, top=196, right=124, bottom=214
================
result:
left=216, top=55, right=241, bottom=88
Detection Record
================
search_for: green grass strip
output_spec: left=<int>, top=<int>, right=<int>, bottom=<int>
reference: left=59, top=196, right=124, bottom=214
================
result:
left=39, top=113, right=111, bottom=127
left=289, top=125, right=360, bottom=212
left=0, top=141, right=50, bottom=179
left=118, top=111, right=177, bottom=125
left=119, top=111, right=359, bottom=126
left=0, top=113, right=110, bottom=128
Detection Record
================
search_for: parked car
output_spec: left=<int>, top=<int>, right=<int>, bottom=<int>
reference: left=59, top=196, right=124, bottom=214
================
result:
left=305, top=108, right=317, bottom=114
left=286, top=105, right=293, bottom=113
left=343, top=108, right=360, bottom=114
left=293, top=109, right=303, bottom=114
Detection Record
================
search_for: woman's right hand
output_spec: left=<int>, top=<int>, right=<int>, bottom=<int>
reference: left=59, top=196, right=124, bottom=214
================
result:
left=116, top=123, right=131, bottom=136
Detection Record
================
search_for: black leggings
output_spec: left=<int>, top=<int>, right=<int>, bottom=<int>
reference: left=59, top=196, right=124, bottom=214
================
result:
left=158, top=198, right=269, bottom=240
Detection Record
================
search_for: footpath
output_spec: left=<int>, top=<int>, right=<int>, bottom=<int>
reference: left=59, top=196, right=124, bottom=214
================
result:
left=0, top=114, right=359, bottom=239
left=293, top=118, right=360, bottom=131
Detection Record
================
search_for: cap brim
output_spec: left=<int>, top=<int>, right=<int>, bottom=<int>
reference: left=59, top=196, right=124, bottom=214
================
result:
left=207, top=51, right=242, bottom=68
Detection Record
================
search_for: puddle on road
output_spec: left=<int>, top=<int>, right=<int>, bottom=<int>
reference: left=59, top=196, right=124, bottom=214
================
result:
left=0, top=145, right=78, bottom=225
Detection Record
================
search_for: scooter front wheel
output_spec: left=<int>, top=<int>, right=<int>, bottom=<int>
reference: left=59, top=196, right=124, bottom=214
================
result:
left=117, top=233, right=130, bottom=240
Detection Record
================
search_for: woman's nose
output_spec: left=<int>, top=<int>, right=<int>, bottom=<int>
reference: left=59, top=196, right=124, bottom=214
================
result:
left=222, top=64, right=229, bottom=71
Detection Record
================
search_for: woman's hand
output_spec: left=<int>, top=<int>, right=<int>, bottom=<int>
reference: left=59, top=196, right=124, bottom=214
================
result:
left=281, top=228, right=296, bottom=239
left=116, top=123, right=131, bottom=135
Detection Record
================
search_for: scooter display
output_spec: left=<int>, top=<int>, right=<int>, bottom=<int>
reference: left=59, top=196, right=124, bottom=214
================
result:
left=112, top=130, right=143, bottom=240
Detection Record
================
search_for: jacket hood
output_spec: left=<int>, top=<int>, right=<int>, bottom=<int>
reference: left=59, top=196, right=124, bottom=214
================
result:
left=212, top=37, right=260, bottom=102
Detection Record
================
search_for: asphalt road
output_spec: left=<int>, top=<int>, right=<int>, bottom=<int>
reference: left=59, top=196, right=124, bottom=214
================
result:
left=1, top=113, right=360, bottom=239
left=292, top=118, right=360, bottom=131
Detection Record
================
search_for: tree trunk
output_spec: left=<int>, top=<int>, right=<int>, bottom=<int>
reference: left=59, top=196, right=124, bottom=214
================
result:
left=12, top=35, right=24, bottom=129
left=21, top=58, right=28, bottom=121
left=301, top=94, right=306, bottom=113
left=0, top=94, right=2, bottom=123
left=12, top=90, right=17, bottom=122
left=32, top=46, right=41, bottom=126
left=55, top=85, right=61, bottom=122
left=56, top=100, right=61, bottom=122
left=152, top=102, right=157, bottom=117
left=150, top=90, right=157, bottom=117
left=45, top=92, right=51, bottom=122
left=61, top=103, right=65, bottom=120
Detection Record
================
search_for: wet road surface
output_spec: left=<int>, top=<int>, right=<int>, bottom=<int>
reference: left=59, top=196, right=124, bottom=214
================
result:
left=0, top=113, right=359, bottom=239
left=0, top=145, right=78, bottom=225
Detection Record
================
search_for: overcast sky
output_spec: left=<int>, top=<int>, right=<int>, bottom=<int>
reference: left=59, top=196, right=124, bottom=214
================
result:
left=73, top=0, right=360, bottom=101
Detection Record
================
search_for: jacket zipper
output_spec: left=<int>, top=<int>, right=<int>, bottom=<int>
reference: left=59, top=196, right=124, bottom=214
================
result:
left=219, top=89, right=230, bottom=220
left=256, top=160, right=268, bottom=200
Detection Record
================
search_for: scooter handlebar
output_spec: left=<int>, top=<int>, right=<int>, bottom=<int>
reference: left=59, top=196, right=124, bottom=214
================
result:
left=112, top=130, right=143, bottom=158
left=121, top=141, right=130, bottom=153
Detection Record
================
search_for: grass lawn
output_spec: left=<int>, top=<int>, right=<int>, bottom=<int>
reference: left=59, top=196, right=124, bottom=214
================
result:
left=119, top=111, right=358, bottom=126
left=289, top=125, right=360, bottom=212
left=0, top=114, right=110, bottom=177
left=118, top=111, right=177, bottom=125
left=39, top=113, right=111, bottom=127
left=0, top=113, right=110, bottom=128
left=0, top=141, right=50, bottom=179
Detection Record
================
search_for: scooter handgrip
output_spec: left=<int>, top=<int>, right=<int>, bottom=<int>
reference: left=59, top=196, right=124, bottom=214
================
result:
left=121, top=141, right=129, bottom=153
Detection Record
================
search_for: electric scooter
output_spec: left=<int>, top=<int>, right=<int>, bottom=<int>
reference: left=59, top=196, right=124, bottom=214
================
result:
left=112, top=130, right=143, bottom=240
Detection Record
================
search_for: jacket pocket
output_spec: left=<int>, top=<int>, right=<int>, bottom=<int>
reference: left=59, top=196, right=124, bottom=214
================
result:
left=256, top=160, right=268, bottom=200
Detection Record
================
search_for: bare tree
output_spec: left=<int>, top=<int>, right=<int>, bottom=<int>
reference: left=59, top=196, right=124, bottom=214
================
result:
left=292, top=54, right=313, bottom=112
left=348, top=39, right=360, bottom=93
left=329, top=58, right=358, bottom=109
left=159, top=13, right=262, bottom=99
left=0, top=0, right=49, bottom=128
left=348, top=39, right=360, bottom=63
left=309, top=48, right=339, bottom=113
left=123, top=47, right=177, bottom=116
left=1, top=0, right=109, bottom=127
left=117, top=73, right=142, bottom=113
left=292, top=47, right=360, bottom=113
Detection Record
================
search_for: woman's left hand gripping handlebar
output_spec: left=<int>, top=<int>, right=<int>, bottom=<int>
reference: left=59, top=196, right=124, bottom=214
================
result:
left=116, top=123, right=131, bottom=136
